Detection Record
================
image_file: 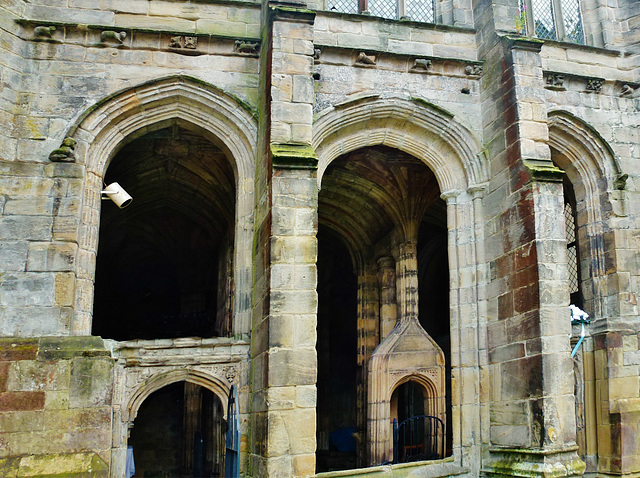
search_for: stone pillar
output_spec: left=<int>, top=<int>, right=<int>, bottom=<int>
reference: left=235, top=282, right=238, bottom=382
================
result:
left=250, top=4, right=317, bottom=477
left=395, top=240, right=419, bottom=323
left=483, top=37, right=584, bottom=477
left=356, top=265, right=379, bottom=467
left=377, top=256, right=397, bottom=340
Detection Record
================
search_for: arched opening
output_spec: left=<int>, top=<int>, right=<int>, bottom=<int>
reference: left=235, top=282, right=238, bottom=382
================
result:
left=316, top=145, right=450, bottom=471
left=92, top=124, right=236, bottom=340
left=316, top=229, right=358, bottom=472
left=129, top=381, right=226, bottom=477
left=390, top=380, right=444, bottom=462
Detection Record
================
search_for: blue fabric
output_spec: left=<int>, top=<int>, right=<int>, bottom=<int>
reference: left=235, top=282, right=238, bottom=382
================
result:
left=126, top=446, right=135, bottom=478
left=330, top=427, right=356, bottom=452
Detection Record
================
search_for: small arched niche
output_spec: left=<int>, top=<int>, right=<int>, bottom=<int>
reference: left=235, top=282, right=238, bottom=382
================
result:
left=92, top=122, right=235, bottom=340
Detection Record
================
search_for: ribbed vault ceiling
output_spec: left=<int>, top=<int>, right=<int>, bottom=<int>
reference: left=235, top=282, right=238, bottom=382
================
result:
left=319, top=146, right=441, bottom=262
left=101, top=126, right=235, bottom=258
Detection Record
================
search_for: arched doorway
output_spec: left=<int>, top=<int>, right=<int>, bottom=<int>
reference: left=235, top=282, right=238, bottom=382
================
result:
left=92, top=124, right=236, bottom=340
left=129, top=381, right=226, bottom=477
left=391, top=380, right=445, bottom=462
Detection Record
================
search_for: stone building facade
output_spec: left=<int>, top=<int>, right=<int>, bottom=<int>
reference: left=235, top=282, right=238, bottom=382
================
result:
left=0, top=0, right=638, bottom=476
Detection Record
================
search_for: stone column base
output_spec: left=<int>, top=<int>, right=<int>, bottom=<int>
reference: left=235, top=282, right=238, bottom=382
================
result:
left=483, top=446, right=585, bottom=478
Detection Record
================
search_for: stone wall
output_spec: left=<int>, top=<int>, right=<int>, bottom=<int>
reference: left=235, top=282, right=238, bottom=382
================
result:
left=0, top=337, right=112, bottom=477
left=0, top=0, right=638, bottom=476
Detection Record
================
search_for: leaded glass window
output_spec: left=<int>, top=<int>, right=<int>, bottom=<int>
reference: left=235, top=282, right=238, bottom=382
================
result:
left=522, top=0, right=585, bottom=45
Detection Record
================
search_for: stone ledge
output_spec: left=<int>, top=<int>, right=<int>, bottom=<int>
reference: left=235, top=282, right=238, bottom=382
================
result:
left=610, top=398, right=640, bottom=415
left=484, top=446, right=585, bottom=478
left=271, top=144, right=318, bottom=170
left=316, top=457, right=466, bottom=477
left=0, top=452, right=108, bottom=477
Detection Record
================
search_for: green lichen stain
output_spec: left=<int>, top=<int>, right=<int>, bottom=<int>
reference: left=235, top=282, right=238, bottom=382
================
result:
left=271, top=143, right=318, bottom=169
left=0, top=453, right=108, bottom=478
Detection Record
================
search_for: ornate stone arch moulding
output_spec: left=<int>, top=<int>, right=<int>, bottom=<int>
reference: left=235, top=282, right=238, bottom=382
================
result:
left=313, top=94, right=488, bottom=195
left=548, top=110, right=625, bottom=325
left=69, top=75, right=258, bottom=336
left=125, top=368, right=233, bottom=423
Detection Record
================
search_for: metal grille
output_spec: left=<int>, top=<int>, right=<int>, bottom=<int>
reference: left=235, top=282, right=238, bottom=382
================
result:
left=405, top=0, right=434, bottom=22
left=564, top=202, right=579, bottom=294
left=531, top=0, right=557, bottom=40
left=561, top=0, right=585, bottom=44
left=369, top=0, right=397, bottom=20
left=328, top=0, right=358, bottom=14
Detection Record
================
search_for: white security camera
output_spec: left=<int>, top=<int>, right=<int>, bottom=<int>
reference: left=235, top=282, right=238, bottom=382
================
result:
left=101, top=182, right=133, bottom=209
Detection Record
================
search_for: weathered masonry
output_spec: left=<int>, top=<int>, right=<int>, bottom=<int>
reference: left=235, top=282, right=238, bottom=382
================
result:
left=0, top=0, right=638, bottom=476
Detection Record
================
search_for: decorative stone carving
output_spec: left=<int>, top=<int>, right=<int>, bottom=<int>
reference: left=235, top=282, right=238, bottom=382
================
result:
left=169, top=36, right=198, bottom=49
left=614, top=173, right=628, bottom=190
left=49, top=137, right=77, bottom=162
left=586, top=78, right=604, bottom=92
left=546, top=73, right=565, bottom=89
left=465, top=64, right=482, bottom=76
left=410, top=58, right=431, bottom=72
left=234, top=40, right=260, bottom=55
left=224, top=366, right=237, bottom=383
left=101, top=30, right=127, bottom=44
left=34, top=26, right=56, bottom=38
left=355, top=51, right=376, bottom=66
left=620, top=84, right=634, bottom=96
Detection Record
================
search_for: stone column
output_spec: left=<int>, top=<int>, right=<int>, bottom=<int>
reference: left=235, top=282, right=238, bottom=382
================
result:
left=250, top=4, right=317, bottom=477
left=377, top=256, right=397, bottom=340
left=395, top=240, right=419, bottom=323
left=483, top=37, right=583, bottom=476
left=356, top=265, right=379, bottom=467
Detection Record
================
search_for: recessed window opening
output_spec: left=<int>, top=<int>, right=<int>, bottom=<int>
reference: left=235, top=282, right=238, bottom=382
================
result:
left=329, top=0, right=434, bottom=22
left=93, top=125, right=236, bottom=341
left=563, top=178, right=583, bottom=308
left=521, top=0, right=585, bottom=44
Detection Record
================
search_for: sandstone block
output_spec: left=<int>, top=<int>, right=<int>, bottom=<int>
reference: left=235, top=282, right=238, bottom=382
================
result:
left=27, top=242, right=77, bottom=272
left=0, top=391, right=45, bottom=411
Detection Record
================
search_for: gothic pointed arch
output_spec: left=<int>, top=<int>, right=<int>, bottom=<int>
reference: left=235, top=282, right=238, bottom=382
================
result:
left=548, top=110, right=624, bottom=323
left=313, top=94, right=488, bottom=194
left=125, top=369, right=230, bottom=423
left=69, top=75, right=257, bottom=336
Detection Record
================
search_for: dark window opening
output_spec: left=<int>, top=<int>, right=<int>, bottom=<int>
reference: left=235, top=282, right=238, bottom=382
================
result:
left=93, top=126, right=235, bottom=341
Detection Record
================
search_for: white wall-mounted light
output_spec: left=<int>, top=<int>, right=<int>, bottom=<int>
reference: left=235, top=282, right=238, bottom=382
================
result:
left=101, top=182, right=133, bottom=209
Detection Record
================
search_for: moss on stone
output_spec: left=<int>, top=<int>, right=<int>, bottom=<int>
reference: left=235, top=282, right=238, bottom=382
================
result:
left=10, top=452, right=108, bottom=478
left=271, top=143, right=318, bottom=169
left=38, top=336, right=110, bottom=360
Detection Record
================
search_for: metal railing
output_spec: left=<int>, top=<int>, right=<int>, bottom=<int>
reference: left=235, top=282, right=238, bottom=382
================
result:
left=393, top=415, right=444, bottom=463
